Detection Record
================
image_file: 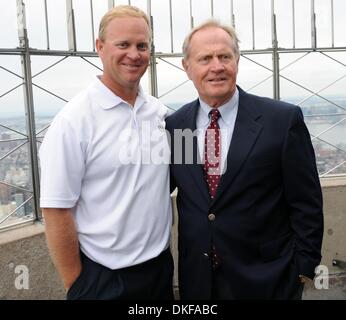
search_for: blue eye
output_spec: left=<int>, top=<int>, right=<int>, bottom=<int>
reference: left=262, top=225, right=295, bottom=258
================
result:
left=219, top=54, right=230, bottom=60
left=199, top=56, right=211, bottom=64
left=117, top=42, right=128, bottom=49
left=137, top=43, right=149, bottom=51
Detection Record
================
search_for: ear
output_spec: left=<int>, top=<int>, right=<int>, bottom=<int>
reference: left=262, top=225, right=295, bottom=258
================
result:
left=182, top=58, right=191, bottom=80
left=235, top=55, right=240, bottom=75
left=96, top=38, right=104, bottom=58
left=236, top=55, right=240, bottom=65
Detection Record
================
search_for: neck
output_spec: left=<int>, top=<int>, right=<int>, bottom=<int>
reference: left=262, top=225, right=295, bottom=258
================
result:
left=100, top=76, right=138, bottom=107
left=202, top=89, right=236, bottom=109
left=204, top=96, right=232, bottom=108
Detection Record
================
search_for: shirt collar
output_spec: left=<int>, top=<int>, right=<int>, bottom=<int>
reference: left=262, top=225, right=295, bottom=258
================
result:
left=92, top=75, right=147, bottom=110
left=199, top=87, right=239, bottom=126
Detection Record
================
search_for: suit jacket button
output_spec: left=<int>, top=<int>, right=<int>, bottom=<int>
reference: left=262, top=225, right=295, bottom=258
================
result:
left=208, top=213, right=216, bottom=221
left=203, top=253, right=209, bottom=259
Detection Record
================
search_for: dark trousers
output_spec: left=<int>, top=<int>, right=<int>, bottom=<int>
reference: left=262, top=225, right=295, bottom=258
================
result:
left=211, top=267, right=304, bottom=300
left=211, top=268, right=234, bottom=299
left=67, top=248, right=174, bottom=300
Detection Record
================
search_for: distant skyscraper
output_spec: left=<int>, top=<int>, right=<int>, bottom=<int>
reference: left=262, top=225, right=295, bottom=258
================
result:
left=14, top=193, right=25, bottom=217
left=0, top=184, right=10, bottom=205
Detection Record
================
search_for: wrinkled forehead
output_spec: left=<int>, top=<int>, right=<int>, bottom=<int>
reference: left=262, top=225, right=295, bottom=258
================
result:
left=189, top=28, right=236, bottom=54
left=193, top=27, right=234, bottom=44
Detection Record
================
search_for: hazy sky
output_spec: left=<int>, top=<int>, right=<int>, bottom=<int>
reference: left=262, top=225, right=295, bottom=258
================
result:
left=0, top=0, right=345, bottom=118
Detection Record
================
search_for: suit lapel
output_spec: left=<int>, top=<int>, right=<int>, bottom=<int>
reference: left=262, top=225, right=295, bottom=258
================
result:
left=214, top=88, right=263, bottom=202
left=181, top=100, right=210, bottom=200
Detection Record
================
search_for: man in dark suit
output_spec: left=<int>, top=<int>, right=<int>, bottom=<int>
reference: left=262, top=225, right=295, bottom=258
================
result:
left=166, top=20, right=324, bottom=299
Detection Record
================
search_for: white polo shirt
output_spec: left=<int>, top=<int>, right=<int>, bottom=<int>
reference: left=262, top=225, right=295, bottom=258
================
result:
left=39, top=76, right=172, bottom=269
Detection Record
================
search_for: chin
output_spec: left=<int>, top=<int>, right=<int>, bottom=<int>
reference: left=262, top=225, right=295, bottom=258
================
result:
left=125, top=76, right=141, bottom=83
left=209, top=90, right=229, bottom=98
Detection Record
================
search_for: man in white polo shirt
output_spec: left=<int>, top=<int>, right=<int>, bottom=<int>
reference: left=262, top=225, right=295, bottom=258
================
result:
left=39, top=5, right=173, bottom=300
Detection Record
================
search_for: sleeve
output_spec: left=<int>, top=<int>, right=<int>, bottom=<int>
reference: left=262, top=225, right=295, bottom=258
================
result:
left=170, top=168, right=177, bottom=194
left=39, top=115, right=86, bottom=208
left=165, top=114, right=177, bottom=193
left=282, top=106, right=324, bottom=279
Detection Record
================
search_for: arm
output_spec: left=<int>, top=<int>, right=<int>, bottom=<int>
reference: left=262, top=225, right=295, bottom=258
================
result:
left=282, top=107, right=324, bottom=279
left=43, top=208, right=81, bottom=291
left=166, top=118, right=177, bottom=194
left=39, top=116, right=85, bottom=290
left=170, top=168, right=177, bottom=194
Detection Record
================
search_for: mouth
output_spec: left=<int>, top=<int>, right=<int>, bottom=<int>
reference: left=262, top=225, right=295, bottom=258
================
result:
left=122, top=63, right=142, bottom=71
left=207, top=77, right=227, bottom=83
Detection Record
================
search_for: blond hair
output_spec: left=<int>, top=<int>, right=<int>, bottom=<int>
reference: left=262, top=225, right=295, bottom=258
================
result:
left=98, top=5, right=151, bottom=41
left=182, top=20, right=240, bottom=59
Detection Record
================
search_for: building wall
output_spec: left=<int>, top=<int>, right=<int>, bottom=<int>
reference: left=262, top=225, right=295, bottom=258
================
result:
left=304, top=177, right=346, bottom=299
left=0, top=224, right=65, bottom=299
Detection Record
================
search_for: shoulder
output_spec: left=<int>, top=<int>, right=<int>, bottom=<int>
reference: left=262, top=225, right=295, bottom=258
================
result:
left=57, top=80, right=102, bottom=123
left=46, top=86, right=95, bottom=139
left=144, top=94, right=172, bottom=118
left=60, top=86, right=93, bottom=120
left=240, top=89, right=301, bottom=119
left=166, top=100, right=198, bottom=124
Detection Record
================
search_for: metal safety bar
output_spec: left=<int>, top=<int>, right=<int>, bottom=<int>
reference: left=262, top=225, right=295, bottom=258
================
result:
left=0, top=0, right=345, bottom=231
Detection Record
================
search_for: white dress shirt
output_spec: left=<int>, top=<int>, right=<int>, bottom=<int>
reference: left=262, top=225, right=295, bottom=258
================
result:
left=196, top=88, right=239, bottom=175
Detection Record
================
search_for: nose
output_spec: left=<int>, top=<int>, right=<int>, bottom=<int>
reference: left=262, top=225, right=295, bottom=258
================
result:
left=210, top=57, right=225, bottom=72
left=127, top=46, right=140, bottom=60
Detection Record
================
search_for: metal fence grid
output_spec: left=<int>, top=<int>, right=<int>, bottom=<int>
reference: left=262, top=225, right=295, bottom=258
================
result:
left=0, top=0, right=345, bottom=230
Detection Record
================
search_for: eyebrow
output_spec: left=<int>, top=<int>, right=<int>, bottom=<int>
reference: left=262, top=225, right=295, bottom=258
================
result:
left=196, top=50, right=233, bottom=57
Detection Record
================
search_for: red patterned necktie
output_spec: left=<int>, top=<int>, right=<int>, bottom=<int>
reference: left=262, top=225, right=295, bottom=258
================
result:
left=204, top=109, right=221, bottom=200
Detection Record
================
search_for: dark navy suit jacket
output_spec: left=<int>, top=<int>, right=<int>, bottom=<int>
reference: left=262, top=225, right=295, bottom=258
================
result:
left=166, top=87, right=323, bottom=299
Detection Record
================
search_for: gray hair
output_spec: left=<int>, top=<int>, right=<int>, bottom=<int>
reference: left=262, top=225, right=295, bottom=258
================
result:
left=182, top=20, right=240, bottom=59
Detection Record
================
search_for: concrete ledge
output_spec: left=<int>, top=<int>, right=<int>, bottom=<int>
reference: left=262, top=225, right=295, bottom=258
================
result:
left=319, top=177, right=346, bottom=276
left=0, top=223, right=45, bottom=246
left=321, top=175, right=346, bottom=188
left=0, top=222, right=65, bottom=300
left=303, top=273, right=346, bottom=300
